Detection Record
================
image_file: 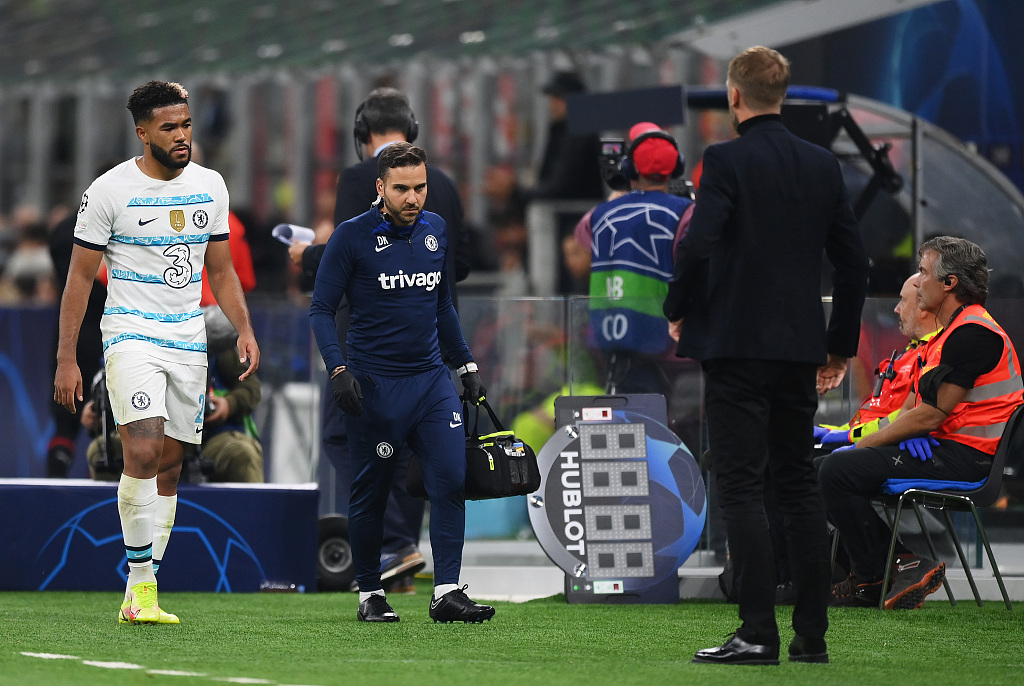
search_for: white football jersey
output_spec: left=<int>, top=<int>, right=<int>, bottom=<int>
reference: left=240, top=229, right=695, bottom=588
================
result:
left=74, top=158, right=230, bottom=364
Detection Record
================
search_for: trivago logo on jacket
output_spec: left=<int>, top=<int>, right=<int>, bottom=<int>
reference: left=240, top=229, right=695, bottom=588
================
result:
left=377, top=270, right=442, bottom=291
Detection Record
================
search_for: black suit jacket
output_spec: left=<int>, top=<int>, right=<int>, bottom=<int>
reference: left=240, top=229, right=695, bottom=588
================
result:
left=664, top=115, right=868, bottom=364
left=299, top=156, right=471, bottom=292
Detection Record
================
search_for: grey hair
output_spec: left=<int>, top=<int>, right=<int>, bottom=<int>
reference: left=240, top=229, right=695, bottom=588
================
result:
left=920, top=236, right=989, bottom=305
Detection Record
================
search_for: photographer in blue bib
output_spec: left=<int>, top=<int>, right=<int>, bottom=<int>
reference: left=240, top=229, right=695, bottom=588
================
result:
left=574, top=122, right=694, bottom=395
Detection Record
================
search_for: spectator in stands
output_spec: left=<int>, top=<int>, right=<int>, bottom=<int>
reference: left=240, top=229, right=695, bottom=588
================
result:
left=486, top=72, right=605, bottom=208
left=0, top=221, right=56, bottom=304
left=483, top=71, right=605, bottom=291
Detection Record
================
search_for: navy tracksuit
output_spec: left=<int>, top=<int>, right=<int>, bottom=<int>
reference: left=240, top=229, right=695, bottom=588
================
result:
left=310, top=206, right=472, bottom=590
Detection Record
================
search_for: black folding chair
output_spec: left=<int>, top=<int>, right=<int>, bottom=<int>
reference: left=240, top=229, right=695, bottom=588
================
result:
left=873, top=405, right=1023, bottom=610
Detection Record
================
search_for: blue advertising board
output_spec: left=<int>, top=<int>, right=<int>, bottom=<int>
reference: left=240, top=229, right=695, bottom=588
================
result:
left=0, top=480, right=318, bottom=592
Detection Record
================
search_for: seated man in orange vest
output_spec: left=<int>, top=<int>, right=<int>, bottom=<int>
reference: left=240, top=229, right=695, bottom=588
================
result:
left=815, top=274, right=940, bottom=447
left=819, top=236, right=1022, bottom=610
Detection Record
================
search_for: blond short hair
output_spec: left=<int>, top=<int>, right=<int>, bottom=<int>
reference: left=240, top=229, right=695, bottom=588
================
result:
left=728, top=46, right=790, bottom=111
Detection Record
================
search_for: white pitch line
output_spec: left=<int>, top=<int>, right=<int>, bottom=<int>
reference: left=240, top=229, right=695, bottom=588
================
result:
left=82, top=660, right=144, bottom=669
left=20, top=651, right=322, bottom=686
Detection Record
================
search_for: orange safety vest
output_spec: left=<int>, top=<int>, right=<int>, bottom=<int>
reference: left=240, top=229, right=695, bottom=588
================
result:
left=851, top=333, right=936, bottom=427
left=916, top=304, right=1023, bottom=454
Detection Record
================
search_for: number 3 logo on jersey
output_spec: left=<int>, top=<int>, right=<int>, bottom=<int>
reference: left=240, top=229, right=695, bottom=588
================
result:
left=162, top=244, right=193, bottom=289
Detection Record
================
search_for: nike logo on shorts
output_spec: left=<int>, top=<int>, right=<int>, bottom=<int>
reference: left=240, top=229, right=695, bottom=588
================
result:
left=138, top=217, right=158, bottom=226
left=195, top=426, right=203, bottom=434
left=450, top=421, right=463, bottom=428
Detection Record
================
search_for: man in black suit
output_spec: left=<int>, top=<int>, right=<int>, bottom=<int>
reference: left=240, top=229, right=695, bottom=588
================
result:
left=663, top=46, right=868, bottom=665
left=290, top=88, right=471, bottom=593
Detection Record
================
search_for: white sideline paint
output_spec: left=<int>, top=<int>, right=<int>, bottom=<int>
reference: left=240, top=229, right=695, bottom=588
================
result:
left=20, top=652, right=320, bottom=685
left=83, top=661, right=143, bottom=669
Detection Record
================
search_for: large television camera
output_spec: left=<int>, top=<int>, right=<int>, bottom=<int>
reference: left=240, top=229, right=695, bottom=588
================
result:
left=598, top=138, right=630, bottom=192
left=599, top=137, right=694, bottom=200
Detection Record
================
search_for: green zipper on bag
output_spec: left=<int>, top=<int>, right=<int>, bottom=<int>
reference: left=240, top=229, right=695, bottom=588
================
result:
left=478, top=430, right=515, bottom=440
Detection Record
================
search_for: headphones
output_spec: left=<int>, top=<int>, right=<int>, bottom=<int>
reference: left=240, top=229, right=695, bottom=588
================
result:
left=619, top=129, right=685, bottom=181
left=945, top=276, right=953, bottom=286
left=353, top=96, right=419, bottom=161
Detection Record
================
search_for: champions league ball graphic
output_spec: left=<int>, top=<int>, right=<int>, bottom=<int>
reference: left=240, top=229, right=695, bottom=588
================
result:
left=34, top=497, right=266, bottom=592
left=529, top=395, right=706, bottom=603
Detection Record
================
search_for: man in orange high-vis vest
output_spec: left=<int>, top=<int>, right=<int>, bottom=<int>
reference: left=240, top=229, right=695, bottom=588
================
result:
left=819, top=237, right=1022, bottom=610
left=816, top=274, right=941, bottom=446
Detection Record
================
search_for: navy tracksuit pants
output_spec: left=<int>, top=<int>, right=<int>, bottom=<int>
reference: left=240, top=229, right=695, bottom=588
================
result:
left=343, top=364, right=467, bottom=590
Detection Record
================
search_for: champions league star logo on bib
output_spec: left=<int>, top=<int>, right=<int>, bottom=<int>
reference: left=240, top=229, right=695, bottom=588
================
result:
left=424, top=235, right=438, bottom=252
left=131, top=391, right=151, bottom=410
left=376, top=442, right=394, bottom=459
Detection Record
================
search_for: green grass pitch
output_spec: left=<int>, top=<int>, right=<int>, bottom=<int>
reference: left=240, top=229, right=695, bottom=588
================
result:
left=2, top=578, right=1023, bottom=685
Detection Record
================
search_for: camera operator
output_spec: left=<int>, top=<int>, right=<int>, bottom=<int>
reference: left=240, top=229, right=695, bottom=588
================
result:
left=573, top=122, right=694, bottom=394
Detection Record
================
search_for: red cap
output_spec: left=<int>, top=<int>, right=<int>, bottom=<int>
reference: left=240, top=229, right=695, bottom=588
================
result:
left=628, top=122, right=678, bottom=177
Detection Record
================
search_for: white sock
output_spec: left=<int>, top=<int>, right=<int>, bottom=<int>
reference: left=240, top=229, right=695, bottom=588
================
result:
left=433, top=583, right=459, bottom=599
left=152, top=494, right=177, bottom=573
left=117, top=474, right=158, bottom=587
left=359, top=589, right=385, bottom=603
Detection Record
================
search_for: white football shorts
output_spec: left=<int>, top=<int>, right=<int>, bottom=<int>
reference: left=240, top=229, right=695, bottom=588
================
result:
left=104, top=352, right=208, bottom=445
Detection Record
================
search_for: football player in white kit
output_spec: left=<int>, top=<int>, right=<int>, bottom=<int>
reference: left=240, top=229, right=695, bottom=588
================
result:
left=54, top=81, right=259, bottom=624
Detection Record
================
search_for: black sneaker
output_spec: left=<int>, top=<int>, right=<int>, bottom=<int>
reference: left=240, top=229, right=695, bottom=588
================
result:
left=829, top=573, right=883, bottom=607
left=884, top=556, right=945, bottom=610
left=357, top=594, right=400, bottom=622
left=429, top=586, right=495, bottom=624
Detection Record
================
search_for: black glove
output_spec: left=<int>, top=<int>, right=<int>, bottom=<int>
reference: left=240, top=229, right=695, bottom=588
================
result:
left=460, top=371, right=486, bottom=405
left=331, top=369, right=363, bottom=416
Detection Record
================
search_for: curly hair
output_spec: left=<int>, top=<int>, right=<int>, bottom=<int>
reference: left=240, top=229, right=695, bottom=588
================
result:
left=126, top=81, right=189, bottom=124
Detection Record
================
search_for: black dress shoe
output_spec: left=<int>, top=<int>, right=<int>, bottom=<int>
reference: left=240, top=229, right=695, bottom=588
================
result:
left=789, top=635, right=829, bottom=663
left=692, top=634, right=780, bottom=665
